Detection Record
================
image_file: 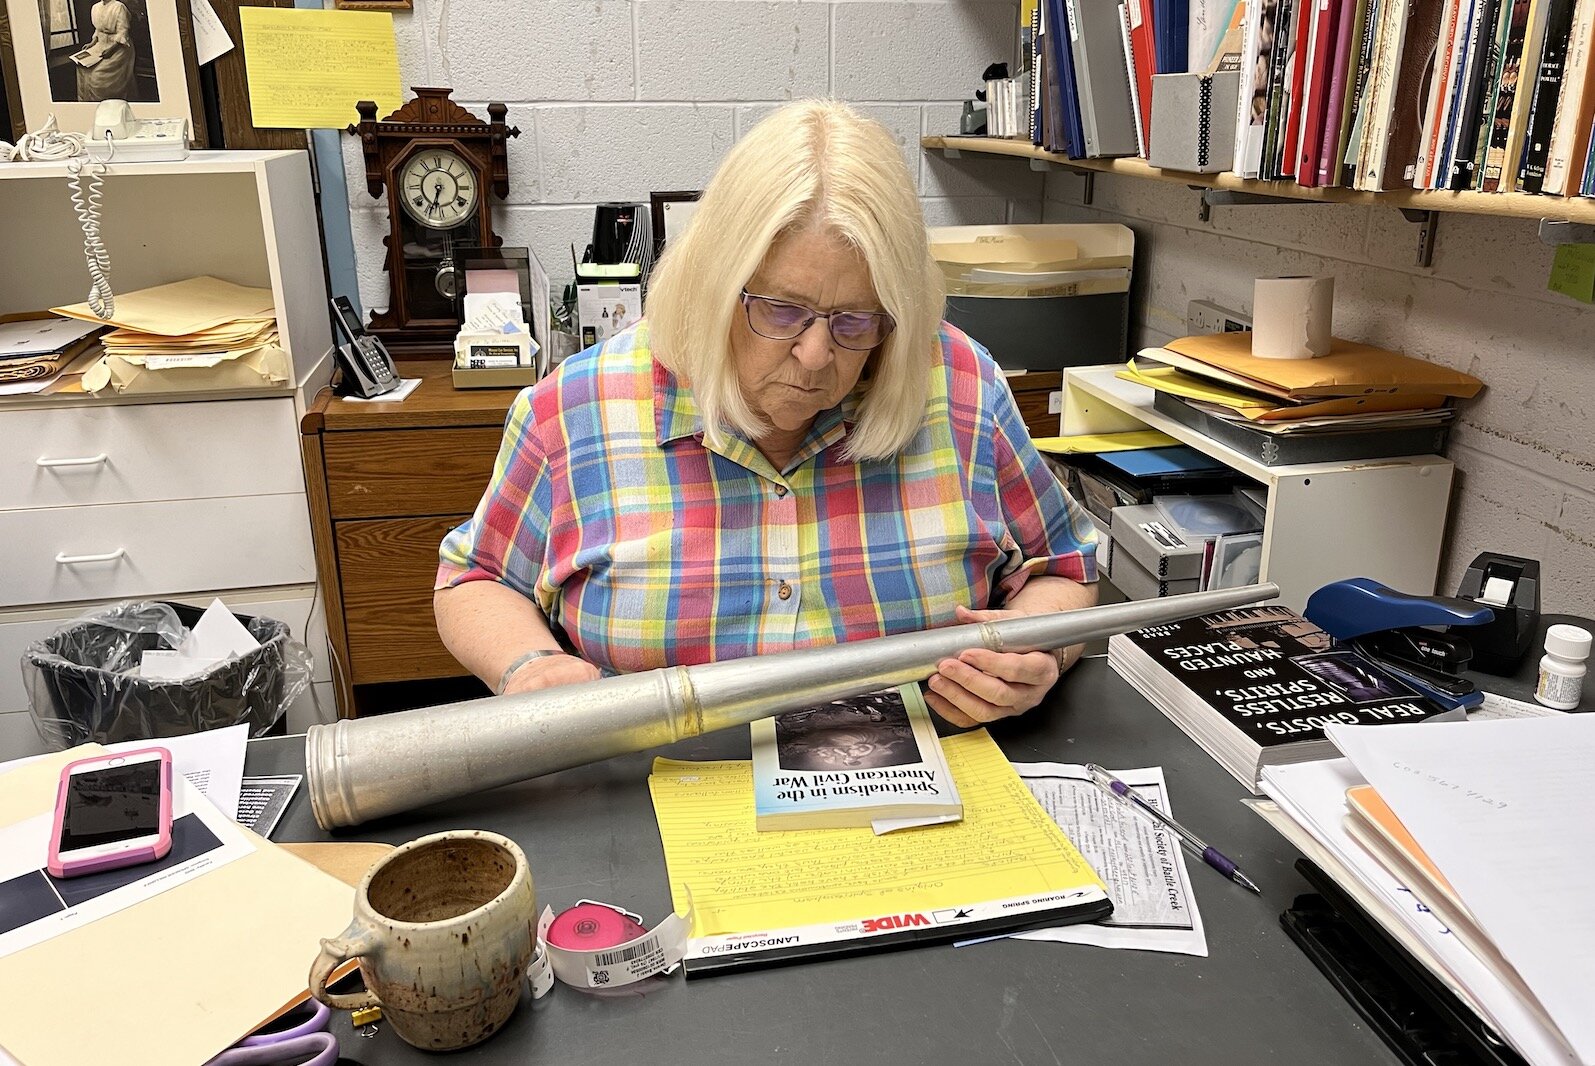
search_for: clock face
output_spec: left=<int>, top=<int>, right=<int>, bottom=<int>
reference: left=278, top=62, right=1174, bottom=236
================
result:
left=399, top=149, right=480, bottom=230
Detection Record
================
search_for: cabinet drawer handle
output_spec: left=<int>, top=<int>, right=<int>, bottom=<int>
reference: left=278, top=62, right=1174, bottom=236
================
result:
left=55, top=548, right=126, bottom=565
left=37, top=453, right=109, bottom=469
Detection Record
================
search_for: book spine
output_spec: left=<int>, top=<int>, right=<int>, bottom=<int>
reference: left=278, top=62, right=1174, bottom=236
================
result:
left=1280, top=0, right=1317, bottom=174
left=1466, top=0, right=1517, bottom=186
left=1498, top=0, right=1553, bottom=189
left=1262, top=0, right=1300, bottom=176
left=1375, top=0, right=1438, bottom=187
left=1481, top=0, right=1536, bottom=188
left=1130, top=0, right=1160, bottom=147
left=1517, top=0, right=1578, bottom=190
left=1302, top=0, right=1348, bottom=182
left=1233, top=0, right=1266, bottom=175
left=1325, top=0, right=1371, bottom=183
left=1432, top=0, right=1476, bottom=185
left=1584, top=109, right=1595, bottom=190
left=1541, top=0, right=1595, bottom=192
left=1032, top=3, right=1045, bottom=144
left=1347, top=0, right=1391, bottom=186
left=1122, top=3, right=1151, bottom=155
left=1446, top=0, right=1503, bottom=187
left=1414, top=0, right=1463, bottom=185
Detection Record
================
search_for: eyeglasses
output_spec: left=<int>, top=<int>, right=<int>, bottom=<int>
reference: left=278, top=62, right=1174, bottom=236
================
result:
left=740, top=290, right=896, bottom=351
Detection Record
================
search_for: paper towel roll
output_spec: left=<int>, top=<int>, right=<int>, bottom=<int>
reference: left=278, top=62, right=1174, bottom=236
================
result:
left=1252, top=276, right=1334, bottom=359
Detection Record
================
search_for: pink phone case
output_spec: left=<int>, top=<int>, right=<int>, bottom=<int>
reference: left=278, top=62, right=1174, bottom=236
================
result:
left=47, top=747, right=174, bottom=879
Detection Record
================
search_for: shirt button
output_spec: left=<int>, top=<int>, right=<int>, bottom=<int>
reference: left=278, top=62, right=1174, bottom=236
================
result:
left=775, top=485, right=788, bottom=497
left=777, top=580, right=793, bottom=600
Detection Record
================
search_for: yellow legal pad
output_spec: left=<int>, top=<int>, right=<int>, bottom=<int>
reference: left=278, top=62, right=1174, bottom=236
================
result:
left=649, top=730, right=1109, bottom=970
left=238, top=8, right=403, bottom=129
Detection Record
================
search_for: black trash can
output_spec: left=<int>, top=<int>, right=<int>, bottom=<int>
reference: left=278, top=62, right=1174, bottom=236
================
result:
left=23, top=601, right=300, bottom=749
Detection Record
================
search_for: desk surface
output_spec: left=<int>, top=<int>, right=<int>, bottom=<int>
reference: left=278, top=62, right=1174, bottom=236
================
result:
left=253, top=657, right=1395, bottom=1066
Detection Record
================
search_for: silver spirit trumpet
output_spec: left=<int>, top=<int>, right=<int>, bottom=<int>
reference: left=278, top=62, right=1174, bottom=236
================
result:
left=306, top=583, right=1279, bottom=827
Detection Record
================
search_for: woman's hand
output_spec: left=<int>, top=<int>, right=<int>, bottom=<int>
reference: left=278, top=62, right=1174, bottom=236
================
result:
left=501, top=652, right=602, bottom=695
left=923, top=605, right=1062, bottom=728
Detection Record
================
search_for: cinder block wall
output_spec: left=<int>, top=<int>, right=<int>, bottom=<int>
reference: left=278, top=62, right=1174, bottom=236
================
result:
left=1042, top=174, right=1595, bottom=614
left=339, top=1, right=1594, bottom=616
left=340, top=0, right=1039, bottom=313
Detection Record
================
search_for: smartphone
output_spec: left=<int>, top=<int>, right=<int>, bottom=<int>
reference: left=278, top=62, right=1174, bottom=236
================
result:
left=47, top=747, right=174, bottom=879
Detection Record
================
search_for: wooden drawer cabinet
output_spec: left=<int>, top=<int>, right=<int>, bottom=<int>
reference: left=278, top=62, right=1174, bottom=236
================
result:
left=301, top=364, right=521, bottom=716
left=336, top=516, right=472, bottom=683
left=322, top=427, right=502, bottom=519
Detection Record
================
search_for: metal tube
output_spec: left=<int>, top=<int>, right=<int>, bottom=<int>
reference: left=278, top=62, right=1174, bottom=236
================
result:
left=307, top=583, right=1278, bottom=827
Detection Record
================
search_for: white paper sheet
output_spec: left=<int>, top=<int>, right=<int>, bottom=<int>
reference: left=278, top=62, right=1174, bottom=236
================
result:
left=1260, top=758, right=1580, bottom=1066
left=1470, top=692, right=1566, bottom=721
left=182, top=599, right=261, bottom=660
left=1007, top=764, right=1208, bottom=956
left=0, top=773, right=254, bottom=960
left=1327, top=717, right=1595, bottom=1066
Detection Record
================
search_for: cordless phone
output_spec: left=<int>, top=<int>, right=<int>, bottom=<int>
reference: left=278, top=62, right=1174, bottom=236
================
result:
left=330, top=296, right=400, bottom=398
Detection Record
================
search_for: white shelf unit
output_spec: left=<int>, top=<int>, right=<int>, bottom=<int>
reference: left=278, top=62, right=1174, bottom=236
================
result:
left=1061, top=365, right=1455, bottom=613
left=0, top=150, right=335, bottom=758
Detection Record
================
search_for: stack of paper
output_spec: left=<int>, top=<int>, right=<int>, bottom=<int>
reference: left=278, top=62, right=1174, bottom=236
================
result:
left=52, top=277, right=289, bottom=395
left=0, top=318, right=105, bottom=397
left=1252, top=716, right=1595, bottom=1066
left=1128, top=332, right=1483, bottom=438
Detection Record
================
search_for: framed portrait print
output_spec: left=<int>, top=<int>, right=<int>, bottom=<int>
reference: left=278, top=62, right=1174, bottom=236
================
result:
left=0, top=0, right=209, bottom=144
left=650, top=190, right=702, bottom=257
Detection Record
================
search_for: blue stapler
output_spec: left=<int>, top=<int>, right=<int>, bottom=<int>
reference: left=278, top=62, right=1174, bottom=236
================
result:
left=1303, top=578, right=1495, bottom=712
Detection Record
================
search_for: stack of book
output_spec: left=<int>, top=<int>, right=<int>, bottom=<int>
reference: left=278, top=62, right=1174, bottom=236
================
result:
left=1128, top=331, right=1484, bottom=464
left=1108, top=603, right=1466, bottom=789
left=1022, top=0, right=1595, bottom=197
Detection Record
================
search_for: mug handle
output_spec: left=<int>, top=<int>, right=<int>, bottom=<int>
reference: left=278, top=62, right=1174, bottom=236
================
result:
left=308, top=919, right=382, bottom=1012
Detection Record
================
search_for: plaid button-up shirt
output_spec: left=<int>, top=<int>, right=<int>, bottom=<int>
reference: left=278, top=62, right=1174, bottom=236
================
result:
left=437, top=321, right=1097, bottom=674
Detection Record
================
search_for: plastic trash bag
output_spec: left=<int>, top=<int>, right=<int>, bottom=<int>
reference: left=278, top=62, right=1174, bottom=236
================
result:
left=22, top=600, right=312, bottom=749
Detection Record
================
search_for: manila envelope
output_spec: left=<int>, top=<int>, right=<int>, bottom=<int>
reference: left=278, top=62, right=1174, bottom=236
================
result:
left=0, top=748, right=353, bottom=1066
left=1165, top=332, right=1485, bottom=399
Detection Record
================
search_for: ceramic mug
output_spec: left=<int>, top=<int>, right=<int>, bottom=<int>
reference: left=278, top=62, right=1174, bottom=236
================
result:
left=308, top=829, right=535, bottom=1051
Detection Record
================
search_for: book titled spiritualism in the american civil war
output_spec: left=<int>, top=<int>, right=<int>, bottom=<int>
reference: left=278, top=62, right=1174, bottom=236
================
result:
left=751, top=685, right=962, bottom=832
left=1109, top=605, right=1465, bottom=789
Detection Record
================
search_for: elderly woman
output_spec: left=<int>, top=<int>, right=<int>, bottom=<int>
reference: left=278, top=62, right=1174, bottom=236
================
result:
left=435, top=100, right=1098, bottom=728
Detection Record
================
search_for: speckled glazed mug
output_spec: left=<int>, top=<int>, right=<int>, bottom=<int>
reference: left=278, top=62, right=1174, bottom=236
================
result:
left=308, top=830, right=535, bottom=1051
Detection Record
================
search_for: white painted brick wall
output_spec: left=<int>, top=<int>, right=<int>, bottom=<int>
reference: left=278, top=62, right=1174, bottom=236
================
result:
left=340, top=0, right=1032, bottom=319
left=335, top=0, right=1592, bottom=617
left=1036, top=171, right=1595, bottom=616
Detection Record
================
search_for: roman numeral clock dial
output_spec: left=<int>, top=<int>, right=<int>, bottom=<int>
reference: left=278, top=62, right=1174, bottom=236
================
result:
left=347, top=89, right=520, bottom=355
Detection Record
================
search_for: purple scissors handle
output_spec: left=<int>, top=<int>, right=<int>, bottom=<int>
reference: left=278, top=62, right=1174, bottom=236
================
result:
left=205, top=998, right=338, bottom=1066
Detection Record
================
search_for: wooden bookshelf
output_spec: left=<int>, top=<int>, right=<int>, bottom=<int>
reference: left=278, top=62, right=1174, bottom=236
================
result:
left=922, top=135, right=1595, bottom=228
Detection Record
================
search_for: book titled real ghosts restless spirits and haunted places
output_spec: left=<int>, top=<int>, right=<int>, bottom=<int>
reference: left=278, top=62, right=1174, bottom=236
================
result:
left=1109, top=605, right=1465, bottom=789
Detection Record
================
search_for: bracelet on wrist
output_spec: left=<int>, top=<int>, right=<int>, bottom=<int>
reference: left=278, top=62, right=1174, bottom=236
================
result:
left=496, top=649, right=565, bottom=695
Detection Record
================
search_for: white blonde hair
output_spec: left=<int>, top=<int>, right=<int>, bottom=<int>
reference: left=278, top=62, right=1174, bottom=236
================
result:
left=644, top=100, right=944, bottom=462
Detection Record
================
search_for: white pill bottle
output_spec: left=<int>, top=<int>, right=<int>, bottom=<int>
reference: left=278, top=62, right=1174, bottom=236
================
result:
left=1535, top=624, right=1591, bottom=710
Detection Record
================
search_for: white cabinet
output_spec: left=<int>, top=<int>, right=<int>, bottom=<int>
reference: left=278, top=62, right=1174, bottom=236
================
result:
left=0, top=151, right=336, bottom=758
left=1061, top=365, right=1455, bottom=613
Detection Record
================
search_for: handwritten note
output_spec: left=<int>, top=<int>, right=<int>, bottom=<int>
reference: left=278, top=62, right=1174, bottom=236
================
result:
left=238, top=8, right=402, bottom=129
left=1547, top=243, right=1595, bottom=304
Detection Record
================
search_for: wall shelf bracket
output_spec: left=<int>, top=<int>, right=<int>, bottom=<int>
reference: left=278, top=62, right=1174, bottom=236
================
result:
left=1538, top=218, right=1595, bottom=245
left=1195, top=187, right=1322, bottom=222
left=1399, top=209, right=1438, bottom=268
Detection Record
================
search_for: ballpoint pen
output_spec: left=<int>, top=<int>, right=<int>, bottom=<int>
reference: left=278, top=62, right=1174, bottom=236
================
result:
left=1085, top=764, right=1262, bottom=894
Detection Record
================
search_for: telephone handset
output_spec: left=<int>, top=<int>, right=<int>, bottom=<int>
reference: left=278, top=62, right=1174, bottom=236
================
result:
left=86, top=100, right=189, bottom=162
left=330, top=296, right=401, bottom=398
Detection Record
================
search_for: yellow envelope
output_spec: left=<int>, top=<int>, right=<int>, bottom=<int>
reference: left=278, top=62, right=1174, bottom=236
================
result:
left=53, top=277, right=276, bottom=338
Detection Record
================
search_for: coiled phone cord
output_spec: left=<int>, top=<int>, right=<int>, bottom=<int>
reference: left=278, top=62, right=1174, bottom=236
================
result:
left=7, top=117, right=116, bottom=319
left=67, top=152, right=115, bottom=319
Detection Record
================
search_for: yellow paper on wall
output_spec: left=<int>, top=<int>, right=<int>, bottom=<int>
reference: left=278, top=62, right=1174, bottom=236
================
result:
left=649, top=730, right=1107, bottom=944
left=239, top=8, right=403, bottom=129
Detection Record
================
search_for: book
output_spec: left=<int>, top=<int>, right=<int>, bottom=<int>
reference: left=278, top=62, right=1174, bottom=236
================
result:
left=1444, top=0, right=1501, bottom=188
left=1108, top=605, right=1466, bottom=789
left=1541, top=0, right=1595, bottom=193
left=1376, top=0, right=1450, bottom=186
left=1069, top=0, right=1143, bottom=155
left=750, top=685, right=962, bottom=832
left=1297, top=0, right=1347, bottom=183
left=1122, top=2, right=1152, bottom=155
left=1233, top=0, right=1269, bottom=175
left=1049, top=0, right=1091, bottom=156
left=1495, top=0, right=1553, bottom=190
left=1156, top=0, right=1193, bottom=69
left=1464, top=0, right=1517, bottom=186
left=1415, top=0, right=1468, bottom=186
left=1516, top=0, right=1579, bottom=189
left=1316, top=0, right=1364, bottom=184
left=1129, top=0, right=1160, bottom=146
